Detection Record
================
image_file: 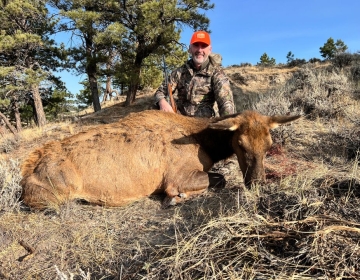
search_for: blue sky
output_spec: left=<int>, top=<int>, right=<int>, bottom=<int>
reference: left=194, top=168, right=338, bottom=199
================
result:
left=190, top=0, right=360, bottom=66
left=57, top=0, right=360, bottom=95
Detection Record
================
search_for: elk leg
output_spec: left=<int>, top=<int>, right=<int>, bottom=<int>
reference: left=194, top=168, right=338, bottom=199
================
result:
left=181, top=169, right=211, bottom=192
left=162, top=170, right=211, bottom=208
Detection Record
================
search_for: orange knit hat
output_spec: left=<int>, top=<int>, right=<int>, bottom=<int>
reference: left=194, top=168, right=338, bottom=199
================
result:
left=190, top=31, right=211, bottom=45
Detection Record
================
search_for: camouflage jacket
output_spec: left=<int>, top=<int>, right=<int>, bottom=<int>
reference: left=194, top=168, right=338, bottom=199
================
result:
left=154, top=54, right=236, bottom=117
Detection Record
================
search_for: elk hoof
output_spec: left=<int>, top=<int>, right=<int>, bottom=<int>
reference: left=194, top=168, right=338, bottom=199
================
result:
left=178, top=193, right=187, bottom=199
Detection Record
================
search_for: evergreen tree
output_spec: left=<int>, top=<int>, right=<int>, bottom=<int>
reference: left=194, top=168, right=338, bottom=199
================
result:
left=48, top=0, right=125, bottom=112
left=286, top=51, right=294, bottom=64
left=286, top=51, right=306, bottom=67
left=75, top=79, right=93, bottom=109
left=320, top=37, right=348, bottom=59
left=0, top=0, right=66, bottom=128
left=334, top=39, right=348, bottom=54
left=257, top=53, right=276, bottom=67
left=43, top=87, right=74, bottom=121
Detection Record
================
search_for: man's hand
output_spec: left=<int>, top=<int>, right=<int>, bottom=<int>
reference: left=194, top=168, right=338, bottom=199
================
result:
left=158, top=99, right=175, bottom=113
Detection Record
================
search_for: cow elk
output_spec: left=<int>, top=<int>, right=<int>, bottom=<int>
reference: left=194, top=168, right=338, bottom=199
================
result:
left=20, top=110, right=301, bottom=209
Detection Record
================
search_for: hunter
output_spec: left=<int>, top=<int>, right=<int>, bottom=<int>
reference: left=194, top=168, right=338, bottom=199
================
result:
left=154, top=30, right=236, bottom=118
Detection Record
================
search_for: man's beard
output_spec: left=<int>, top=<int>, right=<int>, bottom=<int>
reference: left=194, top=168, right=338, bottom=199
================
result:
left=192, top=54, right=208, bottom=65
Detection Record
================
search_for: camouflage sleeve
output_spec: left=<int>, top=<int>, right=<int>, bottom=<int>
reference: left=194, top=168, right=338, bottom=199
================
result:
left=154, top=69, right=179, bottom=104
left=154, top=79, right=168, bottom=104
left=213, top=69, right=236, bottom=116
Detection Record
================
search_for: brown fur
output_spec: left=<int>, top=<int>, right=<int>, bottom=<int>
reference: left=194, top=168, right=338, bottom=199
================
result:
left=20, top=110, right=301, bottom=209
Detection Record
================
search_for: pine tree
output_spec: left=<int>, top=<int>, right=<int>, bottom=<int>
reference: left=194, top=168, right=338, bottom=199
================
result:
left=49, top=0, right=135, bottom=111
left=334, top=39, right=348, bottom=54
left=0, top=0, right=66, bottom=128
left=258, top=53, right=276, bottom=67
left=320, top=37, right=348, bottom=59
left=286, top=51, right=295, bottom=64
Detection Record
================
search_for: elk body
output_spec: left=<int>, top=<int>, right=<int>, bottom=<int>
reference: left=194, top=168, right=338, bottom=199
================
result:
left=20, top=110, right=300, bottom=209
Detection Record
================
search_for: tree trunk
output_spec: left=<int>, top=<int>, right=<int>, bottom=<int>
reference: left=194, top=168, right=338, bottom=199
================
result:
left=29, top=100, right=37, bottom=125
left=125, top=63, right=142, bottom=106
left=32, top=84, right=47, bottom=127
left=84, top=30, right=101, bottom=112
left=88, top=70, right=101, bottom=112
left=125, top=83, right=137, bottom=105
left=11, top=97, right=22, bottom=132
left=0, top=112, right=18, bottom=136
left=121, top=84, right=124, bottom=95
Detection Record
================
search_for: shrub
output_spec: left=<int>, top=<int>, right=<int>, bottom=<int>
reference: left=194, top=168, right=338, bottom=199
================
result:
left=332, top=52, right=355, bottom=69
left=290, top=66, right=352, bottom=118
left=351, top=65, right=360, bottom=82
left=0, top=159, right=22, bottom=212
left=308, top=57, right=322, bottom=64
left=239, top=62, right=252, bottom=67
left=229, top=62, right=252, bottom=67
left=0, top=137, right=19, bottom=153
left=253, top=65, right=353, bottom=120
left=287, top=58, right=307, bottom=67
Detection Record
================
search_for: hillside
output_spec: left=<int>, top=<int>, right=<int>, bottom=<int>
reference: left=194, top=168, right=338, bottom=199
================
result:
left=1, top=62, right=360, bottom=279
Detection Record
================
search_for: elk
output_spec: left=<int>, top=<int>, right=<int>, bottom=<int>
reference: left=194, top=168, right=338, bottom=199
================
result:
left=20, top=110, right=301, bottom=209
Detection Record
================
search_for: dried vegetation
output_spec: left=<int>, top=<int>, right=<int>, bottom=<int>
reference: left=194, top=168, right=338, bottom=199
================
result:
left=1, top=60, right=360, bottom=279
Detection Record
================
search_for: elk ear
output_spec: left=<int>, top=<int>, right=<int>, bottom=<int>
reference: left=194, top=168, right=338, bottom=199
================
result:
left=209, top=118, right=239, bottom=131
left=269, top=115, right=301, bottom=129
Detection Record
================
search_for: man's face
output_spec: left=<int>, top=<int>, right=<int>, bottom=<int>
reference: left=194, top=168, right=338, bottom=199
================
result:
left=189, top=42, right=212, bottom=68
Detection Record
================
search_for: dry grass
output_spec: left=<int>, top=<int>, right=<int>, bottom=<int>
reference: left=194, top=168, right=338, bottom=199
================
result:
left=0, top=159, right=22, bottom=213
left=1, top=63, right=360, bottom=279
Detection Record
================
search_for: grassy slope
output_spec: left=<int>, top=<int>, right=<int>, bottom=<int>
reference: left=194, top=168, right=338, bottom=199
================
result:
left=1, top=62, right=360, bottom=279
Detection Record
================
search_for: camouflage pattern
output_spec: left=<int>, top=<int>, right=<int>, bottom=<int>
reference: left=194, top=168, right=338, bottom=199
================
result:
left=154, top=54, right=235, bottom=118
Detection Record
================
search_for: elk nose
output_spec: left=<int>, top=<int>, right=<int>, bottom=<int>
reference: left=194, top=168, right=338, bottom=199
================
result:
left=244, top=173, right=266, bottom=188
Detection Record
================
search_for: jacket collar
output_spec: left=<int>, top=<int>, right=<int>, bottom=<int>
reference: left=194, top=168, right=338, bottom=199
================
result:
left=186, top=58, right=211, bottom=75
